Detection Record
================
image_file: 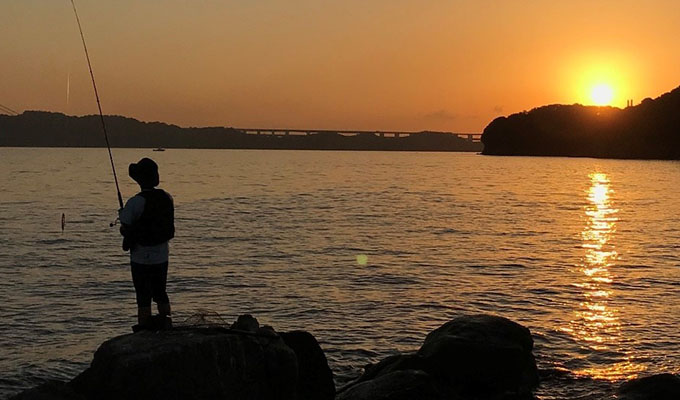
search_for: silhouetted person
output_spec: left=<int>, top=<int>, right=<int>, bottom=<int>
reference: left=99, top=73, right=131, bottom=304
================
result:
left=119, top=158, right=175, bottom=331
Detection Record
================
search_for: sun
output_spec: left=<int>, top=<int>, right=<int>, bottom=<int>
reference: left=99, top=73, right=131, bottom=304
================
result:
left=590, top=83, right=615, bottom=106
left=565, top=53, right=637, bottom=107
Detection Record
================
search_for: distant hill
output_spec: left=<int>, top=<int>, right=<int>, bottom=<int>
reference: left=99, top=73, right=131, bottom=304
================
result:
left=0, top=111, right=482, bottom=152
left=481, top=85, right=680, bottom=159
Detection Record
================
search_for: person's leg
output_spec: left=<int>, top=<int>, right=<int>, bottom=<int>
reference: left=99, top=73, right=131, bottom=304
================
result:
left=151, top=261, right=171, bottom=317
left=138, top=306, right=152, bottom=325
left=131, top=262, right=153, bottom=326
left=158, top=302, right=171, bottom=317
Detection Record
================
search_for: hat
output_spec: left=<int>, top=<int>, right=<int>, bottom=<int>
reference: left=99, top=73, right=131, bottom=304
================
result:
left=129, top=157, right=159, bottom=188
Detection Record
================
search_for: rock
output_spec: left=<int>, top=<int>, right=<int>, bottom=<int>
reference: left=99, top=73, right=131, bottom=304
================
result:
left=340, top=314, right=538, bottom=400
left=11, top=314, right=333, bottom=400
left=353, top=354, right=425, bottom=385
left=11, top=313, right=541, bottom=400
left=70, top=326, right=298, bottom=400
left=618, top=373, right=680, bottom=400
left=11, top=314, right=336, bottom=400
left=280, top=331, right=335, bottom=400
left=417, top=314, right=538, bottom=398
left=9, top=381, right=83, bottom=400
left=230, top=313, right=260, bottom=332
left=336, top=370, right=449, bottom=400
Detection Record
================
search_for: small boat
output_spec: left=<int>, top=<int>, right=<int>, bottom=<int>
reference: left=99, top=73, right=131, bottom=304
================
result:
left=152, top=147, right=165, bottom=152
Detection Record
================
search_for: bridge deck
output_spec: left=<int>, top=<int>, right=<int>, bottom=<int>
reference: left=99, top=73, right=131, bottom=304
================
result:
left=235, top=128, right=482, bottom=142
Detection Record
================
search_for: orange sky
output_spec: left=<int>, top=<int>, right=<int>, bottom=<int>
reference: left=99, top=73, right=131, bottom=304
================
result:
left=1, top=1, right=678, bottom=132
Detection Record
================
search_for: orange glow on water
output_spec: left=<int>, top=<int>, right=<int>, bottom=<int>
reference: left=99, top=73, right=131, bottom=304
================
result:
left=565, top=172, right=645, bottom=381
left=575, top=359, right=648, bottom=381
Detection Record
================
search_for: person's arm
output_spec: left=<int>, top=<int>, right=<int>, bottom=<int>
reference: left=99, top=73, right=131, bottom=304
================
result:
left=119, top=195, right=145, bottom=226
left=118, top=196, right=146, bottom=250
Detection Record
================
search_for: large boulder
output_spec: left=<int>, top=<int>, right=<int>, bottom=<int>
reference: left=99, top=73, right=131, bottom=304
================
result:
left=618, top=373, right=680, bottom=400
left=337, top=370, right=450, bottom=400
left=70, top=326, right=298, bottom=400
left=417, top=314, right=538, bottom=398
left=280, top=331, right=335, bottom=400
left=12, top=315, right=334, bottom=400
left=9, top=381, right=84, bottom=400
left=339, top=315, right=538, bottom=400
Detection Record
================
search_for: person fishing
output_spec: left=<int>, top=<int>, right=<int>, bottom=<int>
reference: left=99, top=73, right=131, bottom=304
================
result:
left=119, top=158, right=175, bottom=331
left=69, top=2, right=175, bottom=332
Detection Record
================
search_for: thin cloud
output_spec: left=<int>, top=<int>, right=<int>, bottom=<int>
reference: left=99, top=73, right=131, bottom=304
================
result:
left=421, top=109, right=458, bottom=122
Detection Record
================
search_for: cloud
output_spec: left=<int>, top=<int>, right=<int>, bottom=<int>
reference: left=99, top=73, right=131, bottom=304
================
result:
left=421, top=109, right=458, bottom=122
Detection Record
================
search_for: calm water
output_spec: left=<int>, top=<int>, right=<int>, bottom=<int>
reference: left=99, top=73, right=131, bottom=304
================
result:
left=1, top=148, right=679, bottom=399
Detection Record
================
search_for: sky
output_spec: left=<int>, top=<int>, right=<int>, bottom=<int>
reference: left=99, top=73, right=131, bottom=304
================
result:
left=1, top=0, right=679, bottom=132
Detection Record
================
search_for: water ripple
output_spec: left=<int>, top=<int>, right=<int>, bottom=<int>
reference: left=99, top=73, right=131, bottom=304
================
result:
left=2, top=150, right=680, bottom=398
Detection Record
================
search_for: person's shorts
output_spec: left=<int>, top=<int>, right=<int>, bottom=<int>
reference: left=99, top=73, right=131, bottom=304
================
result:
left=130, top=261, right=169, bottom=307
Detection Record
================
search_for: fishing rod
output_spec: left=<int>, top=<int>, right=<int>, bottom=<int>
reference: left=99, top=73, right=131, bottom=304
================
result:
left=70, top=0, right=124, bottom=210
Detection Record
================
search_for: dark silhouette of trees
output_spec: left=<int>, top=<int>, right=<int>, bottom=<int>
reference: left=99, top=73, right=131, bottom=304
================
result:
left=0, top=111, right=482, bottom=152
left=481, top=85, right=680, bottom=159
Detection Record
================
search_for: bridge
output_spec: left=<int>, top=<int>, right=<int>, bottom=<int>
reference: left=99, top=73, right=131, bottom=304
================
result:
left=235, top=128, right=482, bottom=142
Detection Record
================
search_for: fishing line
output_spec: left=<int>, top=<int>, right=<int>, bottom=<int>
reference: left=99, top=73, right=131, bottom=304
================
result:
left=66, top=70, right=71, bottom=108
left=70, top=0, right=123, bottom=209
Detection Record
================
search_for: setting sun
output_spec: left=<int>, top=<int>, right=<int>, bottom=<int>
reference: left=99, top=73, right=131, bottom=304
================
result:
left=591, top=84, right=615, bottom=106
left=564, top=54, right=639, bottom=109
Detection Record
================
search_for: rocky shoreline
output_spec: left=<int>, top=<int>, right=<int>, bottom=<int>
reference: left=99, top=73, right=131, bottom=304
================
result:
left=11, top=314, right=680, bottom=400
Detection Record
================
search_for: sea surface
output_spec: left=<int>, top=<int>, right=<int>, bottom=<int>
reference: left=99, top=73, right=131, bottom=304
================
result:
left=1, top=148, right=679, bottom=399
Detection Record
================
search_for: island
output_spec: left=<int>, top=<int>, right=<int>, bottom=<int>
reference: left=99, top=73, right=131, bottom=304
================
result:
left=481, top=85, right=680, bottom=159
left=0, top=111, right=482, bottom=152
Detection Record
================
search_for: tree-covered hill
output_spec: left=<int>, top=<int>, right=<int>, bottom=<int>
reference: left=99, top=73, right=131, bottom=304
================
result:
left=482, top=85, right=680, bottom=159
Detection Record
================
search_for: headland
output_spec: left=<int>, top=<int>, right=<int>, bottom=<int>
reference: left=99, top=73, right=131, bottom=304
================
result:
left=481, top=85, right=680, bottom=159
left=0, top=111, right=482, bottom=152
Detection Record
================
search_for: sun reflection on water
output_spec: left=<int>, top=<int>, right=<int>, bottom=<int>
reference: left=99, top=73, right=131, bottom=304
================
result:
left=564, top=172, right=645, bottom=380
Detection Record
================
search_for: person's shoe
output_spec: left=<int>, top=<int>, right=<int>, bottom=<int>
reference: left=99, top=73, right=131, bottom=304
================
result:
left=132, top=315, right=172, bottom=332
left=150, top=314, right=173, bottom=330
left=132, top=323, right=152, bottom=333
left=161, top=315, right=173, bottom=330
